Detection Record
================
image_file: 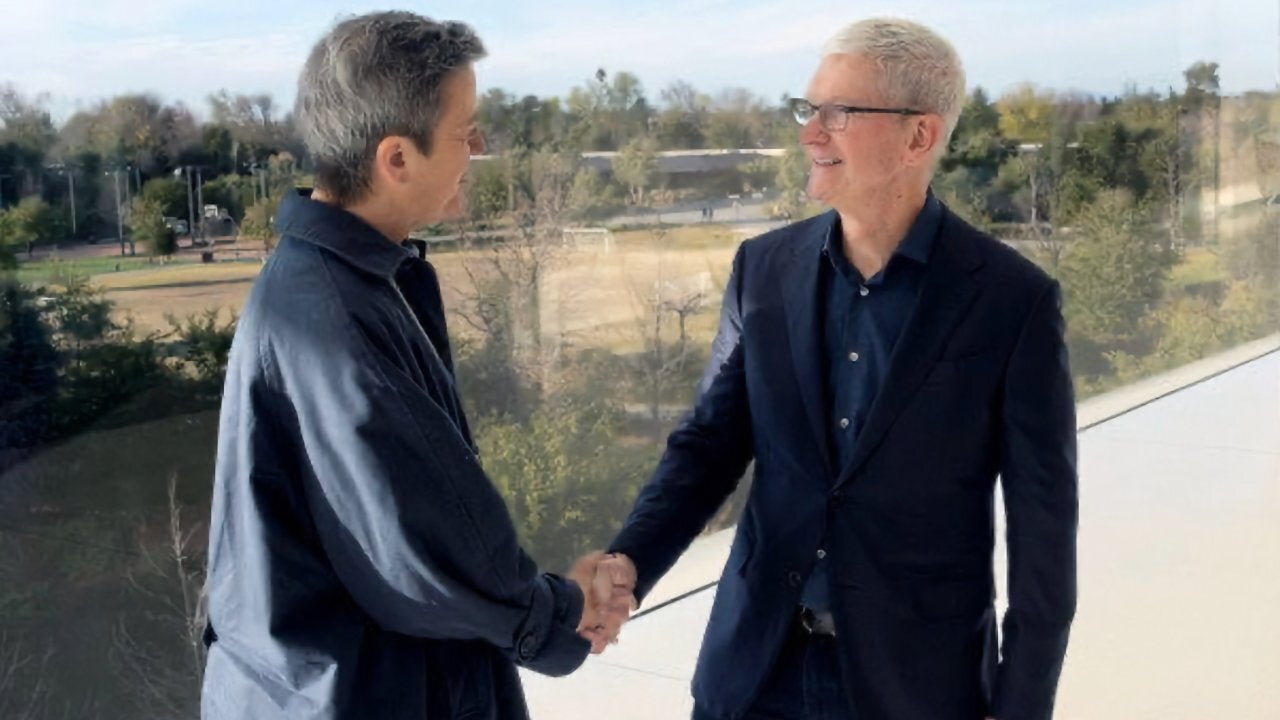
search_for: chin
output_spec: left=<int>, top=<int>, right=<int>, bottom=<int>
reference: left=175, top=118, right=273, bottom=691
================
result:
left=805, top=181, right=834, bottom=206
left=438, top=200, right=467, bottom=222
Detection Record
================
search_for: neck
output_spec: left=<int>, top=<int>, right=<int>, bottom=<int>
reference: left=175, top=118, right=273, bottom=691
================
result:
left=311, top=188, right=410, bottom=243
left=836, top=183, right=928, bottom=280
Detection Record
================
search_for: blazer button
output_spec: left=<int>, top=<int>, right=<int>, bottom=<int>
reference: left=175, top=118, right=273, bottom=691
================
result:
left=786, top=570, right=803, bottom=588
left=518, top=630, right=540, bottom=660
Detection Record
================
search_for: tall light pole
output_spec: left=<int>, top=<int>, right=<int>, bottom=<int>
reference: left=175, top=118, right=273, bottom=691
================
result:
left=110, top=169, right=126, bottom=256
left=195, top=166, right=206, bottom=245
left=67, top=169, right=76, bottom=237
left=49, top=164, right=77, bottom=237
left=175, top=166, right=197, bottom=244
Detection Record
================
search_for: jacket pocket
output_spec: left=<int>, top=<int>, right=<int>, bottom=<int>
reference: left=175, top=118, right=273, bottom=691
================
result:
left=922, top=350, right=998, bottom=387
left=913, top=579, right=993, bottom=620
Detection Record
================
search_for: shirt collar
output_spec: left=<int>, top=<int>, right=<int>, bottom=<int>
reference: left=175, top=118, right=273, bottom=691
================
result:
left=822, top=190, right=941, bottom=283
left=274, top=190, right=418, bottom=279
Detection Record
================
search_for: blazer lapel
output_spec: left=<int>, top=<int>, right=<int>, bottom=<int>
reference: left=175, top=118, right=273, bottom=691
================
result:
left=781, top=213, right=837, bottom=479
left=836, top=211, right=984, bottom=487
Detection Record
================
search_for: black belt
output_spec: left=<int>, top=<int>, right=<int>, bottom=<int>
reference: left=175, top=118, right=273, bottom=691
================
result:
left=797, top=607, right=837, bottom=637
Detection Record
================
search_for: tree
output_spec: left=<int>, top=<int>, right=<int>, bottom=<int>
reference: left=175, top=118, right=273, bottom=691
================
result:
left=942, top=87, right=1008, bottom=179
left=613, top=136, right=658, bottom=206
left=113, top=475, right=207, bottom=718
left=129, top=196, right=177, bottom=257
left=467, top=159, right=510, bottom=222
left=997, top=84, right=1056, bottom=144
left=1059, top=190, right=1175, bottom=345
left=241, top=196, right=282, bottom=250
left=5, top=197, right=59, bottom=257
left=201, top=174, right=251, bottom=223
left=1182, top=61, right=1221, bottom=111
left=0, top=631, right=51, bottom=720
left=0, top=85, right=57, bottom=197
left=474, top=392, right=650, bottom=567
left=0, top=279, right=60, bottom=451
left=0, top=210, right=16, bottom=269
left=567, top=166, right=619, bottom=221
left=627, top=228, right=709, bottom=439
left=772, top=144, right=809, bottom=219
left=141, top=177, right=188, bottom=219
left=656, top=81, right=709, bottom=149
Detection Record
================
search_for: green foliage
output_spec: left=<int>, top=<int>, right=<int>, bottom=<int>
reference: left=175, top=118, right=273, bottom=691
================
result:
left=1060, top=190, right=1176, bottom=344
left=997, top=84, right=1056, bottom=143
left=241, top=195, right=282, bottom=250
left=201, top=173, right=252, bottom=222
left=613, top=136, right=659, bottom=205
left=468, top=159, right=510, bottom=221
left=0, top=278, right=59, bottom=449
left=141, top=177, right=188, bottom=219
left=474, top=392, right=650, bottom=568
left=0, top=208, right=16, bottom=269
left=2, top=196, right=59, bottom=255
left=129, top=195, right=177, bottom=257
left=1221, top=217, right=1280, bottom=283
left=772, top=144, right=810, bottom=219
left=166, top=308, right=236, bottom=388
left=943, top=87, right=1009, bottom=180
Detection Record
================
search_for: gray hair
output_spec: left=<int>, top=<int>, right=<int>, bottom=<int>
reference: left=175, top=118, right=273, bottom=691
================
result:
left=295, top=12, right=486, bottom=205
left=823, top=18, right=966, bottom=142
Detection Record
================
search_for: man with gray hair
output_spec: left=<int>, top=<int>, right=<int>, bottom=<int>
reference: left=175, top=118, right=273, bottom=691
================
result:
left=201, top=12, right=623, bottom=719
left=595, top=17, right=1077, bottom=720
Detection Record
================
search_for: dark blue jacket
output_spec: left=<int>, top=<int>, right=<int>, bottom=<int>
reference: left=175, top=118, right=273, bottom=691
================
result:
left=611, top=205, right=1077, bottom=720
left=202, top=193, right=589, bottom=720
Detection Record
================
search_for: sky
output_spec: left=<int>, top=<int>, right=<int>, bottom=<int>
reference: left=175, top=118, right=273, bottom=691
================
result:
left=0, top=0, right=1277, bottom=121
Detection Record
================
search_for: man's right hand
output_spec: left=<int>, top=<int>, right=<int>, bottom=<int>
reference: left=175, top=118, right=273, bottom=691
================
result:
left=567, top=552, right=637, bottom=653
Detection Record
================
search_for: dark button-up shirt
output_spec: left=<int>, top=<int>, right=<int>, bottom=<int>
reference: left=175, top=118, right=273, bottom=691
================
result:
left=801, top=194, right=941, bottom=611
left=201, top=192, right=589, bottom=720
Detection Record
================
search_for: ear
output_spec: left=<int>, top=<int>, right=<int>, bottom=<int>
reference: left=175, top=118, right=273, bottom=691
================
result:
left=372, top=135, right=413, bottom=188
left=905, top=115, right=947, bottom=167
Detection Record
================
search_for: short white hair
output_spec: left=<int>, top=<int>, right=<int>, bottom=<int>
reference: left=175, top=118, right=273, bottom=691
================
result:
left=823, top=18, right=966, bottom=141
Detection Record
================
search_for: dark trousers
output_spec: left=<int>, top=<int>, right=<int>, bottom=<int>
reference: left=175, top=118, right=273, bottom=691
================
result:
left=693, top=616, right=850, bottom=720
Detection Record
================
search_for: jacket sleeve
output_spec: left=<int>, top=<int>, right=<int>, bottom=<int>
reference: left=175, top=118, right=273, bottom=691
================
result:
left=991, top=281, right=1079, bottom=719
left=260, top=297, right=590, bottom=677
left=608, top=243, right=756, bottom=603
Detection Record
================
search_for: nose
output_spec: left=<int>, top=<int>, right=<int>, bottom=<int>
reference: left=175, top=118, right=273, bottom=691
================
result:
left=469, top=129, right=486, bottom=155
left=799, top=115, right=827, bottom=146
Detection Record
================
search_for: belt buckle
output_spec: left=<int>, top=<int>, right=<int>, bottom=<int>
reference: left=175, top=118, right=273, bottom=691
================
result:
left=798, top=608, right=835, bottom=637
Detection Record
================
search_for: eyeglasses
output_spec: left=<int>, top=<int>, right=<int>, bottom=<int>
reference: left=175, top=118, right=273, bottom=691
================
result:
left=789, top=98, right=924, bottom=132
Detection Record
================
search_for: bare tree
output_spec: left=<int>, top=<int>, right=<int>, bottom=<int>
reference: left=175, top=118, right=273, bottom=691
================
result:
left=626, top=228, right=709, bottom=441
left=0, top=632, right=51, bottom=720
left=111, top=474, right=207, bottom=718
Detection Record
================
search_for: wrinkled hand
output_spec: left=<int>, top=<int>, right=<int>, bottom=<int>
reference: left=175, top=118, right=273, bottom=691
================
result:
left=567, top=552, right=637, bottom=653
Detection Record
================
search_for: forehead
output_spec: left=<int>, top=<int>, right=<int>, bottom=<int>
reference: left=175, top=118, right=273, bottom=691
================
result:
left=438, top=64, right=477, bottom=119
left=805, top=53, right=884, bottom=103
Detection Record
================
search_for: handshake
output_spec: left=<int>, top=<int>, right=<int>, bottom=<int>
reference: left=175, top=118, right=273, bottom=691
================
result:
left=567, top=552, right=638, bottom=654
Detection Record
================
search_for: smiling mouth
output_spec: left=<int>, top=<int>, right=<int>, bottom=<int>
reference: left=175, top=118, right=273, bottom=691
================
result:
left=813, top=159, right=844, bottom=167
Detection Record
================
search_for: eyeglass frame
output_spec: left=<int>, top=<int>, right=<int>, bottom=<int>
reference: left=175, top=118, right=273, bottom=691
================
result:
left=789, top=97, right=926, bottom=132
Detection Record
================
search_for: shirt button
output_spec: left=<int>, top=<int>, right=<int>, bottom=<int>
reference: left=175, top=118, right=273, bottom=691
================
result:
left=859, top=286, right=870, bottom=297
left=848, top=351, right=860, bottom=362
left=817, top=549, right=827, bottom=560
left=839, top=418, right=850, bottom=429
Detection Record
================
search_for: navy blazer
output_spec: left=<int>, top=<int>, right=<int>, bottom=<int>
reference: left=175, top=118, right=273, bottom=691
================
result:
left=611, top=205, right=1077, bottom=720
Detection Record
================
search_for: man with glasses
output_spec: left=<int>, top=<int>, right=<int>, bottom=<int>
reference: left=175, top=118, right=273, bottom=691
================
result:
left=594, top=17, right=1077, bottom=720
